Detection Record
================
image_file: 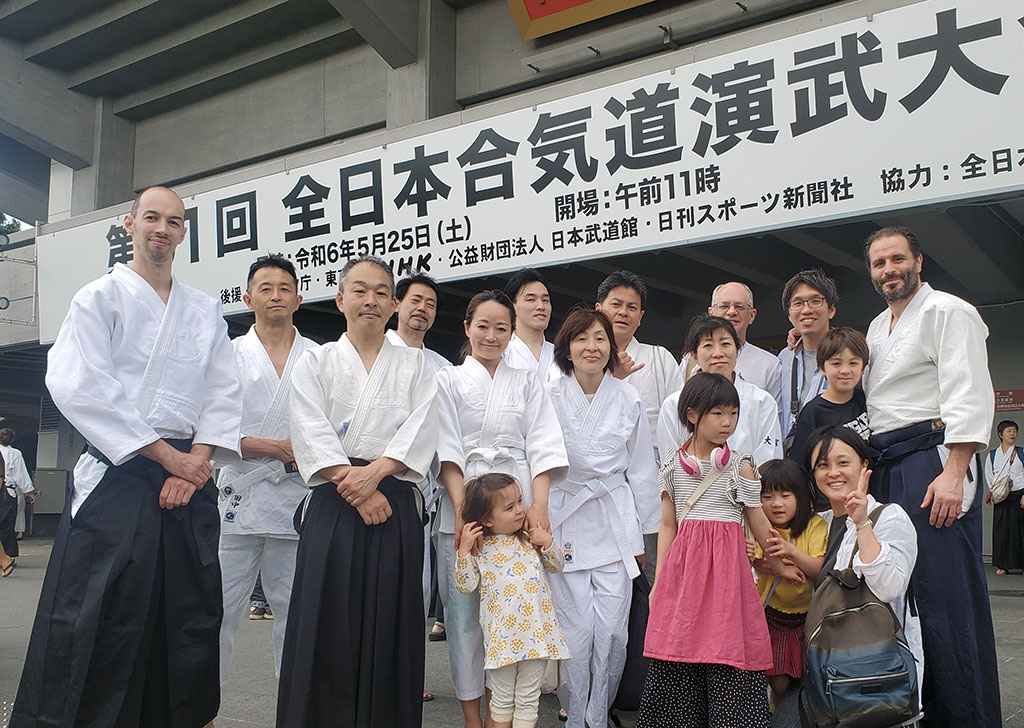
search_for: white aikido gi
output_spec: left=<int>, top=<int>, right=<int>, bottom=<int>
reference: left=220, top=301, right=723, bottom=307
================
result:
left=657, top=376, right=783, bottom=468
left=545, top=373, right=659, bottom=728
left=435, top=357, right=569, bottom=700
left=621, top=338, right=682, bottom=581
left=385, top=329, right=451, bottom=613
left=217, top=326, right=317, bottom=682
left=503, top=333, right=557, bottom=380
left=679, top=342, right=783, bottom=414
left=52, top=263, right=242, bottom=518
left=865, top=283, right=991, bottom=512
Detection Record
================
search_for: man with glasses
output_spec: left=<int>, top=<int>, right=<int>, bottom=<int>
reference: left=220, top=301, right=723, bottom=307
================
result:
left=681, top=282, right=783, bottom=411
left=778, top=270, right=838, bottom=439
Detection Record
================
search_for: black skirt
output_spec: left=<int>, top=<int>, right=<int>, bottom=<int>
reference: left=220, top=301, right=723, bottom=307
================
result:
left=0, top=487, right=19, bottom=558
left=276, top=465, right=425, bottom=728
left=993, top=489, right=1024, bottom=570
left=11, top=441, right=221, bottom=728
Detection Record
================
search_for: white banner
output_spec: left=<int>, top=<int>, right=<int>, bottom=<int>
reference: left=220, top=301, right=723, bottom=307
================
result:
left=37, top=0, right=1024, bottom=342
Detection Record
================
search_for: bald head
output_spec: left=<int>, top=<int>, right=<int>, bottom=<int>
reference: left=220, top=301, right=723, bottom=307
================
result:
left=131, top=186, right=184, bottom=218
left=709, top=281, right=756, bottom=343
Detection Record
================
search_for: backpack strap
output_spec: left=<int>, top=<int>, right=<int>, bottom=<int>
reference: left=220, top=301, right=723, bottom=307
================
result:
left=847, top=503, right=888, bottom=568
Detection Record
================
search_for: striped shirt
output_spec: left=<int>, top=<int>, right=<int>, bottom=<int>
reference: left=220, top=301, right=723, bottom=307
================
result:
left=658, top=453, right=761, bottom=523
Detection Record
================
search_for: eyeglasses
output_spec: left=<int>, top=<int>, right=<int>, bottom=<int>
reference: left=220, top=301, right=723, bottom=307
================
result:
left=712, top=302, right=750, bottom=313
left=788, top=296, right=827, bottom=311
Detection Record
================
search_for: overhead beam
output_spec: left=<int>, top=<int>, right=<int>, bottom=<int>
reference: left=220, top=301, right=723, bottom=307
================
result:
left=24, top=0, right=158, bottom=64
left=771, top=229, right=864, bottom=272
left=579, top=260, right=706, bottom=302
left=328, top=0, right=418, bottom=69
left=876, top=210, right=1024, bottom=304
left=67, top=0, right=291, bottom=93
left=0, top=37, right=94, bottom=168
left=112, top=18, right=358, bottom=120
left=668, top=247, right=786, bottom=289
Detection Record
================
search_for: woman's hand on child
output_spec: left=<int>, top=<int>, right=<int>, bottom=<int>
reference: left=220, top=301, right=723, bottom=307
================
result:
left=528, top=524, right=553, bottom=550
left=844, top=465, right=872, bottom=526
left=458, top=521, right=484, bottom=558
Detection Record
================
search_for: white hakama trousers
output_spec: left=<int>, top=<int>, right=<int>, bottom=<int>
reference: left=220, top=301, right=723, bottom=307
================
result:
left=437, top=531, right=487, bottom=700
left=219, top=533, right=298, bottom=683
left=547, top=561, right=631, bottom=728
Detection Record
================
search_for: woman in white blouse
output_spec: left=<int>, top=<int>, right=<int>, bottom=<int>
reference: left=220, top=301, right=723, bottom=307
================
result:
left=805, top=425, right=923, bottom=696
left=984, top=420, right=1024, bottom=575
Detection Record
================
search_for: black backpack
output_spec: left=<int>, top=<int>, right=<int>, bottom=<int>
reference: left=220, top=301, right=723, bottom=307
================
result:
left=800, top=505, right=919, bottom=728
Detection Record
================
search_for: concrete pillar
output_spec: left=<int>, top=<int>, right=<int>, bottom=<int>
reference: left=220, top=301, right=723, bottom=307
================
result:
left=386, top=0, right=458, bottom=128
left=71, top=98, right=136, bottom=216
left=47, top=161, right=73, bottom=223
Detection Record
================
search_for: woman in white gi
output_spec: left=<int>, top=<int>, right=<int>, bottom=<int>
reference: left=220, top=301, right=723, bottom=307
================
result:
left=545, top=308, right=659, bottom=728
left=658, top=315, right=781, bottom=467
left=436, top=289, right=569, bottom=728
left=985, top=420, right=1024, bottom=574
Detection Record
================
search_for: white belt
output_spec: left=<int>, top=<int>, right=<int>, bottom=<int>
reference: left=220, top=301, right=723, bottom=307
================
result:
left=550, top=472, right=638, bottom=579
left=218, top=459, right=291, bottom=498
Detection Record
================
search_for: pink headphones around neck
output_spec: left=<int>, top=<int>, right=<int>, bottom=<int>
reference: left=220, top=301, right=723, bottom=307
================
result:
left=677, top=438, right=731, bottom=478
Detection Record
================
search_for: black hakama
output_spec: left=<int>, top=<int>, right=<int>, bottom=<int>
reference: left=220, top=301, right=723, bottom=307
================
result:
left=993, top=489, right=1024, bottom=571
left=277, top=462, right=425, bottom=728
left=0, top=485, right=20, bottom=558
left=870, top=422, right=1001, bottom=728
left=11, top=440, right=222, bottom=728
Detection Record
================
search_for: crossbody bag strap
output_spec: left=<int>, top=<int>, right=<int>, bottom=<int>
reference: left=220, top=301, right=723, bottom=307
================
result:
left=790, top=353, right=800, bottom=417
left=677, top=459, right=723, bottom=522
left=847, top=503, right=888, bottom=567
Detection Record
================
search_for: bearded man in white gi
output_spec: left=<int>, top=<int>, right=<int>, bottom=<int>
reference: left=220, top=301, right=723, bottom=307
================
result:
left=217, top=254, right=317, bottom=684
left=384, top=272, right=451, bottom=693
left=863, top=226, right=999, bottom=727
left=595, top=270, right=682, bottom=582
left=277, top=256, right=438, bottom=728
left=13, top=186, right=242, bottom=728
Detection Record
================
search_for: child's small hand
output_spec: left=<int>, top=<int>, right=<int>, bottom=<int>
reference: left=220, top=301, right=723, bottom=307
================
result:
left=528, top=524, right=553, bottom=550
left=745, top=539, right=756, bottom=564
left=457, top=521, right=483, bottom=558
left=766, top=528, right=796, bottom=560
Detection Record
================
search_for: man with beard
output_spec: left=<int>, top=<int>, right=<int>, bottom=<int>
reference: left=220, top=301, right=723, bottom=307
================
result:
left=863, top=226, right=999, bottom=727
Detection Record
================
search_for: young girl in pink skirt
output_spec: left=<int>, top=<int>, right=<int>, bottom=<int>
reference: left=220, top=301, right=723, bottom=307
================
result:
left=751, top=459, right=827, bottom=708
left=638, top=373, right=803, bottom=727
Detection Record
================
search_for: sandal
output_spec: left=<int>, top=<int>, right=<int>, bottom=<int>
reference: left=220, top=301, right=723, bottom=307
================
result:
left=996, top=569, right=1007, bottom=575
left=1, top=561, right=14, bottom=577
left=422, top=691, right=434, bottom=702
left=428, top=621, right=447, bottom=642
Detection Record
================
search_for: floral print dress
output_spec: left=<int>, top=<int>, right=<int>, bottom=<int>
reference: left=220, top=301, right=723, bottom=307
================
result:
left=455, top=533, right=571, bottom=669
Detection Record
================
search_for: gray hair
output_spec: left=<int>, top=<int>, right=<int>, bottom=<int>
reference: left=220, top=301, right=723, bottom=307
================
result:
left=711, top=282, right=754, bottom=308
left=339, top=255, right=395, bottom=297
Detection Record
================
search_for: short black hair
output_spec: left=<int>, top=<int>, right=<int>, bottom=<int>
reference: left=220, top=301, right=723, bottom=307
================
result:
left=676, top=372, right=740, bottom=434
left=805, top=425, right=872, bottom=474
left=596, top=270, right=647, bottom=309
left=246, top=253, right=297, bottom=290
left=684, top=314, right=739, bottom=356
left=0, top=427, right=13, bottom=446
left=997, top=420, right=1019, bottom=437
left=863, top=225, right=922, bottom=269
left=552, top=307, right=620, bottom=376
left=339, top=255, right=395, bottom=296
left=816, top=327, right=869, bottom=370
left=781, top=269, right=839, bottom=311
left=504, top=268, right=549, bottom=302
left=759, top=459, right=816, bottom=538
left=396, top=272, right=441, bottom=304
